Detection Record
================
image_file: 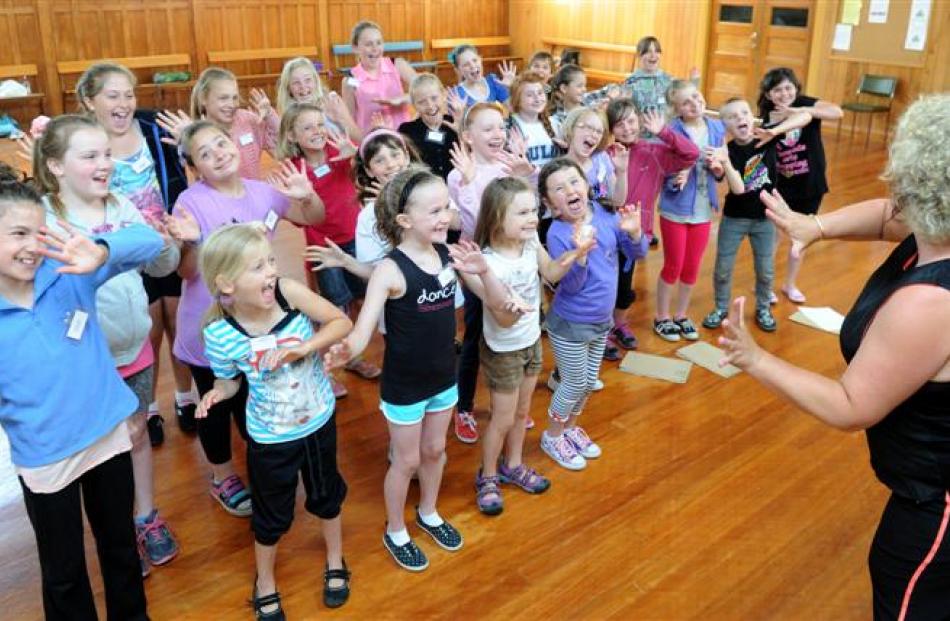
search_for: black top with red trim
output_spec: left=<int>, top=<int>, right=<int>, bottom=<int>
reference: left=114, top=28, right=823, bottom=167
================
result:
left=840, top=235, right=950, bottom=501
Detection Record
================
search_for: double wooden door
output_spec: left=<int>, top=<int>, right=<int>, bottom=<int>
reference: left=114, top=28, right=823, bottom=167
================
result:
left=705, top=0, right=815, bottom=108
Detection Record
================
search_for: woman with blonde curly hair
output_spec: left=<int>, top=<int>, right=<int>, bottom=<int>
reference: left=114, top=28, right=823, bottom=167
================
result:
left=719, top=93, right=950, bottom=619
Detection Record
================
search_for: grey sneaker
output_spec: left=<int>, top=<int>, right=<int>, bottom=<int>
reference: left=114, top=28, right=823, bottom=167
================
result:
left=755, top=307, right=778, bottom=332
left=702, top=308, right=728, bottom=329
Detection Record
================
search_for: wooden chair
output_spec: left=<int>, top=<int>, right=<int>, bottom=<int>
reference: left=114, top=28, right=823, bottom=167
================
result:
left=838, top=74, right=898, bottom=148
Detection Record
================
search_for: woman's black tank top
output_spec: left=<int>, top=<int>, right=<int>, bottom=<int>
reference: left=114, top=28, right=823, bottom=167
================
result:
left=840, top=235, right=950, bottom=501
left=380, top=244, right=458, bottom=405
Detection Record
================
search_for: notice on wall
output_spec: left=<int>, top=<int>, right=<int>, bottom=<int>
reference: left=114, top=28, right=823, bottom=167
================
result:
left=868, top=0, right=889, bottom=23
left=832, top=23, right=853, bottom=51
left=904, top=0, right=931, bottom=51
left=841, top=0, right=863, bottom=25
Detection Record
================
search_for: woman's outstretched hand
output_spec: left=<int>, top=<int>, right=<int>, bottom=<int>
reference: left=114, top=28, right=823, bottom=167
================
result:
left=718, top=297, right=763, bottom=370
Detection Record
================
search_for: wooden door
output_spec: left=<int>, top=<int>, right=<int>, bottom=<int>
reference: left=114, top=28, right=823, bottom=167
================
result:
left=705, top=0, right=815, bottom=109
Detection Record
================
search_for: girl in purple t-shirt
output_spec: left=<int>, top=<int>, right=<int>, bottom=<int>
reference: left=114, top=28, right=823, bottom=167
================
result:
left=165, top=120, right=325, bottom=518
left=539, top=158, right=644, bottom=472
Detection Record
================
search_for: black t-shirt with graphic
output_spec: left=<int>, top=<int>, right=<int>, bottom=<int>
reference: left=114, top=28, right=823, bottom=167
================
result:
left=763, top=95, right=828, bottom=203
left=723, top=139, right=778, bottom=219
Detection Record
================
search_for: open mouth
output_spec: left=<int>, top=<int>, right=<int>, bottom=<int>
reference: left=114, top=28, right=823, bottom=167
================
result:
left=111, top=110, right=131, bottom=124
left=15, top=253, right=38, bottom=268
left=487, top=138, right=505, bottom=152
left=262, top=279, right=276, bottom=302
left=214, top=154, right=236, bottom=172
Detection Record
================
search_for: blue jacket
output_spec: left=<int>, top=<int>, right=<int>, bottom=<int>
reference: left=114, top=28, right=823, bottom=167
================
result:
left=659, top=117, right=727, bottom=219
left=0, top=224, right=163, bottom=467
left=135, top=109, right=188, bottom=213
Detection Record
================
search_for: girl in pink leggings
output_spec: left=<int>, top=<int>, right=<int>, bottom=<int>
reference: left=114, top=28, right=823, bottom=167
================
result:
left=654, top=80, right=727, bottom=341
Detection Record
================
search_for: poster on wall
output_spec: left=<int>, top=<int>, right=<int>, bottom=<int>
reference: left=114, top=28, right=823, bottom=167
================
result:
left=904, top=0, right=931, bottom=51
left=832, top=23, right=853, bottom=50
left=868, top=0, right=889, bottom=23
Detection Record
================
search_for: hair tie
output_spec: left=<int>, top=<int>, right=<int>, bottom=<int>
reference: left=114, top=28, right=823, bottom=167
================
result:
left=359, top=128, right=406, bottom=160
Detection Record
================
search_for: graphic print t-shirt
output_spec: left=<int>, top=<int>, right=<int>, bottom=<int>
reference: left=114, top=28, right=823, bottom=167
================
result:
left=723, top=139, right=777, bottom=219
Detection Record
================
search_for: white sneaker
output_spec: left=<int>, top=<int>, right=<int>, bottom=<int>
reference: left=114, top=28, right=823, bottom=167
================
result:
left=563, top=426, right=602, bottom=459
left=592, top=379, right=604, bottom=391
left=540, top=431, right=587, bottom=470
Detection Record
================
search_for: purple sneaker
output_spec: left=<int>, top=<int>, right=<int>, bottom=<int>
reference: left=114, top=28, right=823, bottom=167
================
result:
left=563, top=426, right=602, bottom=459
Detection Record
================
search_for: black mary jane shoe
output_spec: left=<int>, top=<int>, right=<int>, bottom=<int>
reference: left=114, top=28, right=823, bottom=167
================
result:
left=251, top=578, right=286, bottom=621
left=323, top=559, right=351, bottom=608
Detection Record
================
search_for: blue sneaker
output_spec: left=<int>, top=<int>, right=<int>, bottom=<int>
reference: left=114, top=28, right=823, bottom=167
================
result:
left=135, top=510, right=180, bottom=565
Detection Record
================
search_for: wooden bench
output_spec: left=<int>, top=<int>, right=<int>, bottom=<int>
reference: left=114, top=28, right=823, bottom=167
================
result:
left=57, top=54, right=194, bottom=111
left=0, top=63, right=44, bottom=126
left=541, top=37, right=634, bottom=87
left=331, top=40, right=437, bottom=77
left=207, top=46, right=330, bottom=100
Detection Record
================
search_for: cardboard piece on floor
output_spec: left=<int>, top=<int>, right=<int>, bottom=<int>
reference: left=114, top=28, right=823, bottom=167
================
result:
left=789, top=306, right=845, bottom=335
left=676, top=341, right=742, bottom=379
left=619, top=351, right=692, bottom=384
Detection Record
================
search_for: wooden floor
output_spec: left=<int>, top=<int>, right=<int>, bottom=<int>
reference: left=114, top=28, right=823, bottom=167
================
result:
left=0, top=134, right=894, bottom=620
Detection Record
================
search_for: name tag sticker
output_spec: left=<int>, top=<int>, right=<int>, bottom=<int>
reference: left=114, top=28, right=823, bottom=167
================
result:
left=345, top=77, right=360, bottom=89
left=131, top=156, right=150, bottom=174
left=250, top=334, right=277, bottom=352
left=313, top=163, right=331, bottom=178
left=264, top=210, right=279, bottom=231
left=425, top=130, right=445, bottom=144
left=66, top=310, right=88, bottom=340
left=437, top=267, right=455, bottom=287
left=239, top=132, right=255, bottom=146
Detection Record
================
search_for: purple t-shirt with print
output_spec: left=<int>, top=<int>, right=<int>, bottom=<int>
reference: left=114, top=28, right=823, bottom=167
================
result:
left=172, top=179, right=290, bottom=366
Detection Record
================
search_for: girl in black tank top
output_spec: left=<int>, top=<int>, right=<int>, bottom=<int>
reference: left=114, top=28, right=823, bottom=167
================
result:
left=323, top=167, right=513, bottom=571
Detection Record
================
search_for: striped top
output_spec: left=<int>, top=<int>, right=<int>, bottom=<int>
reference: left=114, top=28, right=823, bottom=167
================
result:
left=204, top=283, right=335, bottom=444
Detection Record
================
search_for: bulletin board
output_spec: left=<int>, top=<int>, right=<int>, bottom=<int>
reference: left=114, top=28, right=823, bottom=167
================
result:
left=829, top=0, right=931, bottom=67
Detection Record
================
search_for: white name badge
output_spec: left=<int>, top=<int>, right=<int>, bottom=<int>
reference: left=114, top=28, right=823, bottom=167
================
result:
left=239, top=132, right=255, bottom=146
left=345, top=77, right=360, bottom=89
left=313, top=163, right=331, bottom=178
left=437, top=266, right=455, bottom=287
left=425, top=130, right=445, bottom=144
left=66, top=310, right=88, bottom=340
left=131, top=155, right=150, bottom=174
left=264, top=210, right=279, bottom=231
left=250, top=334, right=277, bottom=352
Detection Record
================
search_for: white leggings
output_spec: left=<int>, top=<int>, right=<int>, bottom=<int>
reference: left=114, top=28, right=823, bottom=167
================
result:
left=547, top=329, right=608, bottom=422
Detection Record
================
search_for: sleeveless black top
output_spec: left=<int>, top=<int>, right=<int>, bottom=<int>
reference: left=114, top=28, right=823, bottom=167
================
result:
left=840, top=235, right=950, bottom=502
left=380, top=245, right=458, bottom=405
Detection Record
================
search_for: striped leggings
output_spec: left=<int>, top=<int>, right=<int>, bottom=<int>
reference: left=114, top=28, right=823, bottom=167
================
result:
left=547, top=328, right=608, bottom=422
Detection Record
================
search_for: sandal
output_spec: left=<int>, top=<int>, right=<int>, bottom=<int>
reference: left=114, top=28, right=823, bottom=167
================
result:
left=250, top=578, right=285, bottom=621
left=781, top=285, right=806, bottom=304
left=323, top=558, right=351, bottom=608
left=474, top=472, right=503, bottom=516
left=345, top=358, right=381, bottom=379
left=498, top=462, right=551, bottom=494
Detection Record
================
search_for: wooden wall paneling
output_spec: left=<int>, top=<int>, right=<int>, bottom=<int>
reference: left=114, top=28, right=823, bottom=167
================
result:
left=0, top=0, right=47, bottom=122
left=509, top=1, right=709, bottom=87
left=430, top=0, right=510, bottom=85
left=806, top=0, right=949, bottom=141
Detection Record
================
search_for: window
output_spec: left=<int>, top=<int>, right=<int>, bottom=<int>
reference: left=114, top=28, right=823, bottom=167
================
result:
left=719, top=5, right=754, bottom=23
left=771, top=7, right=809, bottom=27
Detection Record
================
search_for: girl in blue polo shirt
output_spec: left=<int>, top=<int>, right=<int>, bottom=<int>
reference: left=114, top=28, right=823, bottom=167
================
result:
left=0, top=164, right=161, bottom=621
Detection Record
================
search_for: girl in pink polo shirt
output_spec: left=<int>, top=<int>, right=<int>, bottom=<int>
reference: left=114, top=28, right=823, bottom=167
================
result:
left=160, top=68, right=278, bottom=180
left=341, top=21, right=417, bottom=133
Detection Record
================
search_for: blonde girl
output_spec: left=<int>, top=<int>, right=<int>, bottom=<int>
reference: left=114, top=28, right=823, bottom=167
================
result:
left=276, top=56, right=362, bottom=140
left=398, top=73, right=461, bottom=182
left=277, top=102, right=380, bottom=395
left=165, top=120, right=325, bottom=518
left=470, top=177, right=594, bottom=515
left=199, top=225, right=353, bottom=614
left=324, top=167, right=510, bottom=571
left=158, top=67, right=278, bottom=180
left=35, top=114, right=182, bottom=575
left=75, top=61, right=194, bottom=441
left=448, top=101, right=534, bottom=444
